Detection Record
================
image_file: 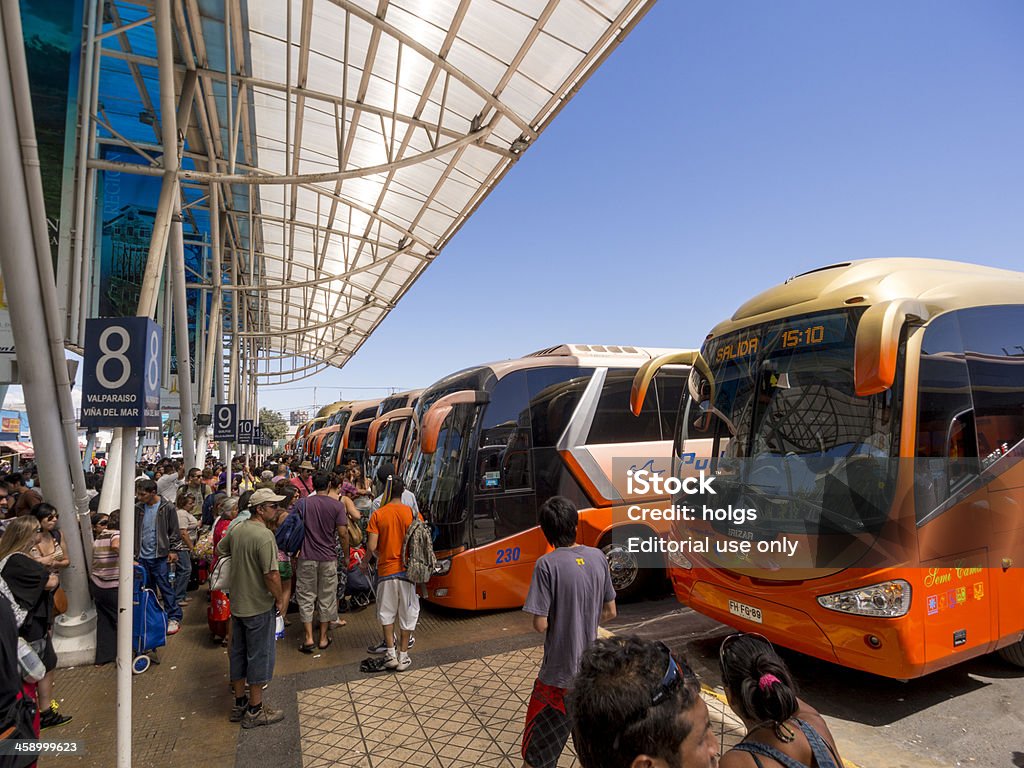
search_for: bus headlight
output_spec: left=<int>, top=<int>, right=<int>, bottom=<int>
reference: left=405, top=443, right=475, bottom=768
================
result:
left=667, top=550, right=693, bottom=569
left=817, top=579, right=911, bottom=618
left=434, top=558, right=452, bottom=576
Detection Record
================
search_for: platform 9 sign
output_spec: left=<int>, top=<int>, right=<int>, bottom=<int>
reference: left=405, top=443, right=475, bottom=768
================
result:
left=238, top=419, right=254, bottom=445
left=213, top=404, right=237, bottom=442
left=80, top=318, right=162, bottom=428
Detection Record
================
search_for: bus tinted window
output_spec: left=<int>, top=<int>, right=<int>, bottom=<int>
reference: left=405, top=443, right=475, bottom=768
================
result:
left=916, top=312, right=979, bottom=521
left=957, top=305, right=1024, bottom=468
left=656, top=372, right=685, bottom=439
left=477, top=371, right=532, bottom=493
left=587, top=369, right=663, bottom=444
left=527, top=367, right=593, bottom=447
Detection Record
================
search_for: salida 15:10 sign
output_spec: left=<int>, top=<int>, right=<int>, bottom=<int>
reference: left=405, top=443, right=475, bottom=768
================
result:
left=80, top=318, right=162, bottom=428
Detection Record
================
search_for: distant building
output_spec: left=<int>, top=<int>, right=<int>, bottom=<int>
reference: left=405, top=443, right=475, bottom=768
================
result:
left=101, top=204, right=156, bottom=317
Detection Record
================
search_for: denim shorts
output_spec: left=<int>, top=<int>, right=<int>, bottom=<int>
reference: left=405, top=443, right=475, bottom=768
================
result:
left=229, top=609, right=276, bottom=686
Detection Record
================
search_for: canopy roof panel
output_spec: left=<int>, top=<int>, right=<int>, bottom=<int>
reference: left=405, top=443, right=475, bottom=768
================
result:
left=91, top=0, right=655, bottom=380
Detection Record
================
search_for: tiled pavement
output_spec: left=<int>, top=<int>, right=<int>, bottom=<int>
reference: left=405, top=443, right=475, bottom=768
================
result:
left=41, top=592, right=746, bottom=768
left=294, top=645, right=746, bottom=768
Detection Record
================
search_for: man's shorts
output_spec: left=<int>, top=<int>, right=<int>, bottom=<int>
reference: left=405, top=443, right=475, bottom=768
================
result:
left=278, top=559, right=292, bottom=581
left=376, top=578, right=420, bottom=631
left=521, top=678, right=570, bottom=768
left=229, top=609, right=276, bottom=686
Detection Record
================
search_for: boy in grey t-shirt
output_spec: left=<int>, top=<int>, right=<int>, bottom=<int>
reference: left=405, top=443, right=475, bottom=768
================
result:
left=521, top=497, right=616, bottom=768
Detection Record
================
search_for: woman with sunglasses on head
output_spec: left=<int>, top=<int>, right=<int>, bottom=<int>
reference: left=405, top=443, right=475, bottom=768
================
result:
left=31, top=503, right=70, bottom=574
left=718, top=634, right=842, bottom=768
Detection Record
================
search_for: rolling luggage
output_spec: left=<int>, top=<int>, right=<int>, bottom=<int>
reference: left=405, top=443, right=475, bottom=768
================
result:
left=132, top=565, right=167, bottom=674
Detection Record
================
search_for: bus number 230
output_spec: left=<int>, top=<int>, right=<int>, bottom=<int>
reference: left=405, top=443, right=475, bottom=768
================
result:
left=496, top=547, right=521, bottom=564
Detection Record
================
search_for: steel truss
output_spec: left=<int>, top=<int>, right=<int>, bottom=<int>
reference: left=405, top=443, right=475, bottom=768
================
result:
left=68, top=0, right=656, bottom=391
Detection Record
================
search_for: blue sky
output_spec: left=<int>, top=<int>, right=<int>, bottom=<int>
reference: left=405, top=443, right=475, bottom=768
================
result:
left=256, top=1, right=1024, bottom=415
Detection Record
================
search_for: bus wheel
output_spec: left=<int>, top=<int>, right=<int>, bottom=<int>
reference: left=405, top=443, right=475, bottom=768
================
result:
left=997, top=641, right=1024, bottom=668
left=602, top=539, right=651, bottom=602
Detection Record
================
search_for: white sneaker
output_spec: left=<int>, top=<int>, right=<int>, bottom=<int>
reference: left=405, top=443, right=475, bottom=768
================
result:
left=167, top=620, right=180, bottom=635
left=384, top=651, right=399, bottom=670
left=396, top=654, right=412, bottom=672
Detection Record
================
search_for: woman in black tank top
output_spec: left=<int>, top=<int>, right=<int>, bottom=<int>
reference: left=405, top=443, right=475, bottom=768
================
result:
left=717, top=633, right=844, bottom=768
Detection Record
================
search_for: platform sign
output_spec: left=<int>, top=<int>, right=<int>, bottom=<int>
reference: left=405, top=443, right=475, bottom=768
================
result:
left=80, top=318, right=161, bottom=428
left=213, top=404, right=237, bottom=442
left=238, top=419, right=254, bottom=445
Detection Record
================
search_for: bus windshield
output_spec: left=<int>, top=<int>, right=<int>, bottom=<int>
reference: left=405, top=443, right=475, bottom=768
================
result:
left=403, top=402, right=480, bottom=550
left=688, top=308, right=900, bottom=539
left=404, top=367, right=493, bottom=550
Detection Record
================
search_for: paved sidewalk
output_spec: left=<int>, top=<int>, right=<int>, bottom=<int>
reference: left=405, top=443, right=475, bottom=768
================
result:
left=294, top=645, right=746, bottom=768
left=35, top=593, right=802, bottom=768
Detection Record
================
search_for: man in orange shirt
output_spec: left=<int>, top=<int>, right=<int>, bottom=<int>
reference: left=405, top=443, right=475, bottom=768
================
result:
left=366, top=471, right=418, bottom=672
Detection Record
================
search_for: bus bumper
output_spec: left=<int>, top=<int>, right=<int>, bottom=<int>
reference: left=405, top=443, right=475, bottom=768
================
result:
left=671, top=568, right=930, bottom=679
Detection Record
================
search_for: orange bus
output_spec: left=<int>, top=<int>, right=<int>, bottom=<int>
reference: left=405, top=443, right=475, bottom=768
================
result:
left=406, top=344, right=693, bottom=610
left=633, top=258, right=1024, bottom=679
left=366, top=389, right=423, bottom=481
left=295, top=416, right=328, bottom=460
left=317, top=399, right=383, bottom=471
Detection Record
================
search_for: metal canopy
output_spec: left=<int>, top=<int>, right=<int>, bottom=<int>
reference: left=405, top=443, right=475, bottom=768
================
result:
left=85, top=0, right=655, bottom=382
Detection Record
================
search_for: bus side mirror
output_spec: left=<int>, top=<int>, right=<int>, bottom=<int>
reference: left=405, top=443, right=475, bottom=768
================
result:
left=630, top=350, right=701, bottom=416
left=854, top=299, right=929, bottom=396
left=367, top=420, right=381, bottom=455
left=420, top=390, right=490, bottom=455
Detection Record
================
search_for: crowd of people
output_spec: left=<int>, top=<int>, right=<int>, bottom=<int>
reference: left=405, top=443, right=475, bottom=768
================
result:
left=0, top=452, right=426, bottom=738
left=0, top=467, right=73, bottom=735
left=0, top=456, right=846, bottom=768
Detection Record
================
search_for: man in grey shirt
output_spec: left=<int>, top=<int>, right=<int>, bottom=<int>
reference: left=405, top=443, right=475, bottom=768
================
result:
left=521, top=496, right=616, bottom=768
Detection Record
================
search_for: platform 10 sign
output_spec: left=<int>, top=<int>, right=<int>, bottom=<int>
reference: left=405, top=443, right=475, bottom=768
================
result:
left=238, top=419, right=254, bottom=444
left=81, top=318, right=162, bottom=428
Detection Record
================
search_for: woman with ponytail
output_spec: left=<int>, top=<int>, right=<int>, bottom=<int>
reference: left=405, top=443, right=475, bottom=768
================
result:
left=718, top=633, right=842, bottom=768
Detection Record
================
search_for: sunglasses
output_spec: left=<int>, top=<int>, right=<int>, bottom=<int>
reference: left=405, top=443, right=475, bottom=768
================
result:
left=718, top=632, right=775, bottom=676
left=651, top=641, right=694, bottom=705
left=613, top=642, right=696, bottom=751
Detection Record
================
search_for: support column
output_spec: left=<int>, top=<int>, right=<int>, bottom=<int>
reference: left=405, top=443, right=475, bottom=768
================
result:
left=169, top=213, right=196, bottom=470
left=195, top=183, right=221, bottom=467
left=1, top=0, right=93, bottom=657
left=96, top=431, right=122, bottom=515
left=170, top=68, right=197, bottom=471
left=115, top=429, right=136, bottom=768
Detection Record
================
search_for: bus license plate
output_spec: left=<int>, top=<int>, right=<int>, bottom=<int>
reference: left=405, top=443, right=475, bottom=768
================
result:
left=729, top=600, right=763, bottom=624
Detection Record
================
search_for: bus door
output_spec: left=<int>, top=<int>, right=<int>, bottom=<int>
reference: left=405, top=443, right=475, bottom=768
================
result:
left=955, top=307, right=1024, bottom=645
left=914, top=313, right=993, bottom=661
left=471, top=372, right=545, bottom=606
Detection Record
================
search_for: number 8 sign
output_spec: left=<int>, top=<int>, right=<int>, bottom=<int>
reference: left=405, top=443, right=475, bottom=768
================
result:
left=213, top=404, right=238, bottom=441
left=81, top=318, right=162, bottom=428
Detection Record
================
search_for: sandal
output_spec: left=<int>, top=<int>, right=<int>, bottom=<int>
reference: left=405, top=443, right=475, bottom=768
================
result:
left=359, top=656, right=389, bottom=673
left=318, top=636, right=332, bottom=650
left=298, top=642, right=316, bottom=654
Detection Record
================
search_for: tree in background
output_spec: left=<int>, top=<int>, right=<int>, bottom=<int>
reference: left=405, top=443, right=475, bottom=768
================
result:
left=259, top=408, right=288, bottom=442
